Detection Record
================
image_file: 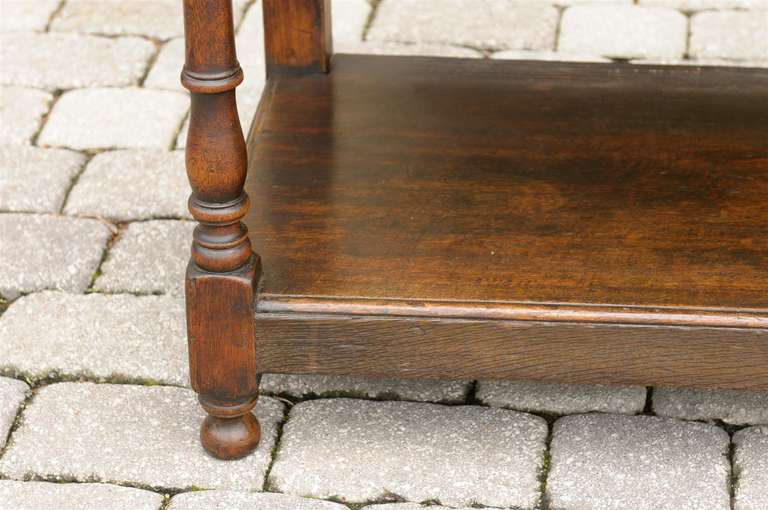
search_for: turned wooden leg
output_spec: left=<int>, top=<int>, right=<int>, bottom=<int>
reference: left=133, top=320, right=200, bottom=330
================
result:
left=199, top=394, right=260, bottom=459
left=182, top=0, right=261, bottom=460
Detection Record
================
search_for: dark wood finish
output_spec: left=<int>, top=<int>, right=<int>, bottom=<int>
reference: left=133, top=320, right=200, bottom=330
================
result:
left=199, top=394, right=261, bottom=459
left=242, top=55, right=768, bottom=390
left=245, top=55, right=768, bottom=324
left=182, top=0, right=261, bottom=460
left=262, top=0, right=332, bottom=76
left=255, top=314, right=768, bottom=390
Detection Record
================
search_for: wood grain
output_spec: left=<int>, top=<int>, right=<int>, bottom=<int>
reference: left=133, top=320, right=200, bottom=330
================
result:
left=256, top=313, right=768, bottom=390
left=245, top=55, right=768, bottom=325
left=262, top=0, right=332, bottom=76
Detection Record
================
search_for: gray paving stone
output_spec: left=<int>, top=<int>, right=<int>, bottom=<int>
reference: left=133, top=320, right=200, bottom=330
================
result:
left=559, top=4, right=688, bottom=60
left=0, top=0, right=60, bottom=32
left=547, top=414, right=731, bottom=510
left=0, top=33, right=155, bottom=90
left=234, top=3, right=267, bottom=94
left=261, top=374, right=470, bottom=403
left=733, top=426, right=768, bottom=510
left=169, top=490, right=349, bottom=510
left=144, top=38, right=185, bottom=91
left=361, top=504, right=475, bottom=510
left=0, top=480, right=163, bottom=510
left=340, top=41, right=483, bottom=58
left=0, top=383, right=284, bottom=491
left=94, top=220, right=194, bottom=296
left=476, top=381, right=646, bottom=415
left=269, top=399, right=547, bottom=508
left=653, top=387, right=768, bottom=425
left=0, top=145, right=85, bottom=213
left=332, top=0, right=372, bottom=52
left=0, top=377, right=29, bottom=449
left=38, top=88, right=188, bottom=150
left=0, top=214, right=111, bottom=298
left=492, top=50, right=610, bottom=62
left=51, top=0, right=248, bottom=41
left=631, top=57, right=768, bottom=67
left=564, top=0, right=634, bottom=2
left=64, top=150, right=191, bottom=221
left=0, top=291, right=188, bottom=385
left=368, top=0, right=559, bottom=52
left=235, top=2, right=266, bottom=72
left=641, top=0, right=768, bottom=10
left=690, top=11, right=768, bottom=62
left=0, top=86, right=52, bottom=145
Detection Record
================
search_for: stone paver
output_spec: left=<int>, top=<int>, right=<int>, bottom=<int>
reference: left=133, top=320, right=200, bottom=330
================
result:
left=631, top=57, right=768, bottom=66
left=547, top=414, right=731, bottom=510
left=341, top=41, right=483, bottom=58
left=476, top=381, right=647, bottom=415
left=144, top=38, right=185, bottom=91
left=234, top=2, right=266, bottom=92
left=653, top=387, right=768, bottom=425
left=64, top=150, right=191, bottom=220
left=38, top=88, right=188, bottom=150
left=94, top=220, right=194, bottom=296
left=492, top=50, right=610, bottom=62
left=0, top=377, right=28, bottom=449
left=0, top=214, right=111, bottom=298
left=361, top=504, right=475, bottom=510
left=0, top=145, right=85, bottom=213
left=641, top=0, right=768, bottom=9
left=0, top=86, right=52, bottom=144
left=559, top=5, right=688, bottom=60
left=0, top=0, right=60, bottom=32
left=0, top=33, right=155, bottom=90
left=169, top=491, right=349, bottom=510
left=332, top=0, right=372, bottom=52
left=0, top=383, right=284, bottom=491
left=261, top=374, right=470, bottom=403
left=733, top=426, right=768, bottom=510
left=234, top=7, right=269, bottom=112
left=690, top=11, right=768, bottom=62
left=269, top=399, right=547, bottom=508
left=368, top=0, right=559, bottom=52
left=0, top=480, right=163, bottom=510
left=0, top=292, right=187, bottom=385
left=51, top=0, right=248, bottom=41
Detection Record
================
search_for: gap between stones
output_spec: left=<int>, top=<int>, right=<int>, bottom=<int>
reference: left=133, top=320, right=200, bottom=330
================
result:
left=57, top=151, right=97, bottom=214
left=84, top=221, right=123, bottom=292
left=43, top=0, right=67, bottom=33
left=29, top=90, right=62, bottom=147
left=362, top=0, right=384, bottom=42
left=552, top=5, right=566, bottom=53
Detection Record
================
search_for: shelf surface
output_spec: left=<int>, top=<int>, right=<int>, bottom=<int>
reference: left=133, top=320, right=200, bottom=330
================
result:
left=244, top=55, right=768, bottom=327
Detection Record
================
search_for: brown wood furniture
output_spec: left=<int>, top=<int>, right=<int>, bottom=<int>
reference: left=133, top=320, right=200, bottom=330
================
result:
left=182, top=0, right=768, bottom=459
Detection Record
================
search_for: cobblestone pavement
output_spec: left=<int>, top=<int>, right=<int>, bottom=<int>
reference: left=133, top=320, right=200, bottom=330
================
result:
left=1, top=1, right=767, bottom=509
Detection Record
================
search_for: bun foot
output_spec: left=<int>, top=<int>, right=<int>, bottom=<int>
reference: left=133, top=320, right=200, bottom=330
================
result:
left=199, top=395, right=261, bottom=460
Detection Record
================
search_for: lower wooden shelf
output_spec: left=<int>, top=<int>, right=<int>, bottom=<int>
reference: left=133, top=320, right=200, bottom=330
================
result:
left=244, top=54, right=768, bottom=389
